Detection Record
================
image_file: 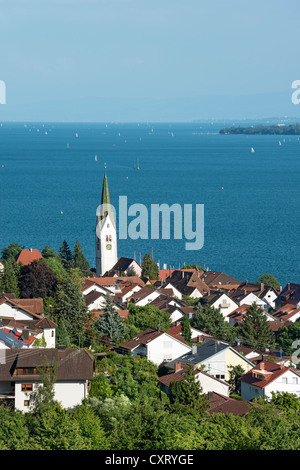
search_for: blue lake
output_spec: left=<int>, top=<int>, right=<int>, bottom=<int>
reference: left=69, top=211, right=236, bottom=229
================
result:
left=0, top=121, right=299, bottom=287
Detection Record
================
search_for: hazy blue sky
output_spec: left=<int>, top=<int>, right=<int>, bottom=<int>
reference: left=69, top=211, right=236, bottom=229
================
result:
left=0, top=0, right=299, bottom=121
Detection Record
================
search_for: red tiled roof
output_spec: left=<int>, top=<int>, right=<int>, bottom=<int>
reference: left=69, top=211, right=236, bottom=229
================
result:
left=207, top=392, right=258, bottom=416
left=2, top=327, right=35, bottom=345
left=15, top=249, right=43, bottom=266
left=272, top=303, right=300, bottom=320
left=240, top=361, right=290, bottom=389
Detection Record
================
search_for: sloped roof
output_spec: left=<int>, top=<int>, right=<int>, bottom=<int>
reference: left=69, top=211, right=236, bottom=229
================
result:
left=207, top=392, right=258, bottom=416
left=239, top=361, right=292, bottom=389
left=200, top=271, right=241, bottom=287
left=0, top=296, right=43, bottom=320
left=272, top=303, right=300, bottom=320
left=0, top=348, right=94, bottom=382
left=13, top=298, right=44, bottom=315
left=110, top=257, right=141, bottom=272
left=275, top=283, right=300, bottom=307
left=15, top=249, right=43, bottom=266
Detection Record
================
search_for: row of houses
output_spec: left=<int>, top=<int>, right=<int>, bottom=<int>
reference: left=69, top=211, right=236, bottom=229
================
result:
left=1, top=253, right=300, bottom=414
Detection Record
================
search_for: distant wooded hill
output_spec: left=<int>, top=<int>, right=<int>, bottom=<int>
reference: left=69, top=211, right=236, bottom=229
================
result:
left=219, top=123, right=300, bottom=135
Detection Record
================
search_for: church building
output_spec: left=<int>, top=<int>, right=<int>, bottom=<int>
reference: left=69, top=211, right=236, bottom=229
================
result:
left=95, top=167, right=118, bottom=276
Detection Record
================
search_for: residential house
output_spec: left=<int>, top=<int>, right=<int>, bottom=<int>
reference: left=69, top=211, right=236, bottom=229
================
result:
left=240, top=360, right=300, bottom=401
left=0, top=295, right=56, bottom=349
left=118, top=327, right=192, bottom=366
left=158, top=363, right=230, bottom=397
left=104, top=257, right=142, bottom=277
left=200, top=270, right=241, bottom=288
left=159, top=270, right=210, bottom=300
left=198, top=291, right=239, bottom=319
left=272, top=304, right=300, bottom=323
left=228, top=282, right=280, bottom=310
left=275, top=283, right=300, bottom=310
left=0, top=347, right=94, bottom=412
left=165, top=340, right=254, bottom=382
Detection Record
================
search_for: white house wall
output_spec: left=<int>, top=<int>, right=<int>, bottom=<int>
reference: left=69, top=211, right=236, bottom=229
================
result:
left=147, top=334, right=191, bottom=365
left=196, top=372, right=230, bottom=397
left=0, top=303, right=35, bottom=321
left=15, top=380, right=89, bottom=412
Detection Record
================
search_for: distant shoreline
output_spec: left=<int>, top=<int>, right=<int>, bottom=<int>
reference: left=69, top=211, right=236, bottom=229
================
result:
left=219, top=123, right=300, bottom=135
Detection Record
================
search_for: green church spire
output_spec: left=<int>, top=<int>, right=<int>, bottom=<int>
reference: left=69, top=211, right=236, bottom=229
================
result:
left=101, top=164, right=111, bottom=207
left=97, top=164, right=116, bottom=228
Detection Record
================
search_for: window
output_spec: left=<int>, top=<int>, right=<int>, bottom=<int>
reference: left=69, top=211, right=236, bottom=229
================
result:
left=282, top=377, right=288, bottom=384
left=24, top=400, right=30, bottom=407
left=292, top=377, right=298, bottom=385
left=21, top=384, right=33, bottom=392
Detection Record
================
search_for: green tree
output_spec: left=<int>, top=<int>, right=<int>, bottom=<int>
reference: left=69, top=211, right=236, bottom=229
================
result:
left=227, top=364, right=245, bottom=395
left=169, top=363, right=209, bottom=417
left=193, top=303, right=236, bottom=342
left=41, top=257, right=67, bottom=280
left=257, top=273, right=280, bottom=290
left=268, top=391, right=300, bottom=414
left=72, top=240, right=91, bottom=277
left=127, top=303, right=171, bottom=334
left=96, top=294, right=126, bottom=345
left=53, top=277, right=87, bottom=337
left=56, top=317, right=71, bottom=347
left=71, top=404, right=110, bottom=450
left=1, top=243, right=24, bottom=261
left=277, top=322, right=300, bottom=355
left=0, top=258, right=20, bottom=297
left=141, top=253, right=159, bottom=280
left=41, top=245, right=58, bottom=259
left=29, top=359, right=59, bottom=416
left=181, top=315, right=192, bottom=344
left=58, top=240, right=73, bottom=271
left=237, top=303, right=276, bottom=351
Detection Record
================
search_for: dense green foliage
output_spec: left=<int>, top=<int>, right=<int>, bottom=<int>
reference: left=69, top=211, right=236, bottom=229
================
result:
left=95, top=294, right=126, bottom=345
left=125, top=303, right=171, bottom=339
left=237, top=303, right=276, bottom=350
left=141, top=253, right=159, bottom=280
left=0, top=258, right=20, bottom=296
left=219, top=123, right=300, bottom=135
left=52, top=277, right=88, bottom=337
left=256, top=273, right=280, bottom=289
left=192, top=303, right=236, bottom=342
left=2, top=351, right=300, bottom=450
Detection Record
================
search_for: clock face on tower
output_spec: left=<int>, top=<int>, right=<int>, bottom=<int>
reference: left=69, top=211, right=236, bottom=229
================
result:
left=106, top=244, right=112, bottom=250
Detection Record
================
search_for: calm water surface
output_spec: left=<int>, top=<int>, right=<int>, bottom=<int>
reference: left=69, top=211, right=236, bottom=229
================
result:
left=0, top=121, right=299, bottom=287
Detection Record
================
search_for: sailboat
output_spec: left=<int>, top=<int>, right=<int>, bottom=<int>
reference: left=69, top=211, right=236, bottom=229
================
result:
left=95, top=154, right=98, bottom=162
left=135, top=158, right=140, bottom=170
left=251, top=147, right=255, bottom=153
left=279, top=141, right=282, bottom=146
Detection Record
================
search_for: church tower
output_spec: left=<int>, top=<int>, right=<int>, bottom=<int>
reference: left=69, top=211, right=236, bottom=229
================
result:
left=95, top=165, right=118, bottom=276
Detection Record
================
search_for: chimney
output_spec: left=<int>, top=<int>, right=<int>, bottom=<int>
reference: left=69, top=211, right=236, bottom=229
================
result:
left=259, top=362, right=264, bottom=371
left=21, top=329, right=30, bottom=341
left=260, top=283, right=264, bottom=291
left=207, top=391, right=213, bottom=400
left=30, top=248, right=33, bottom=252
left=192, top=344, right=197, bottom=354
left=175, top=363, right=181, bottom=372
left=287, top=283, right=291, bottom=290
